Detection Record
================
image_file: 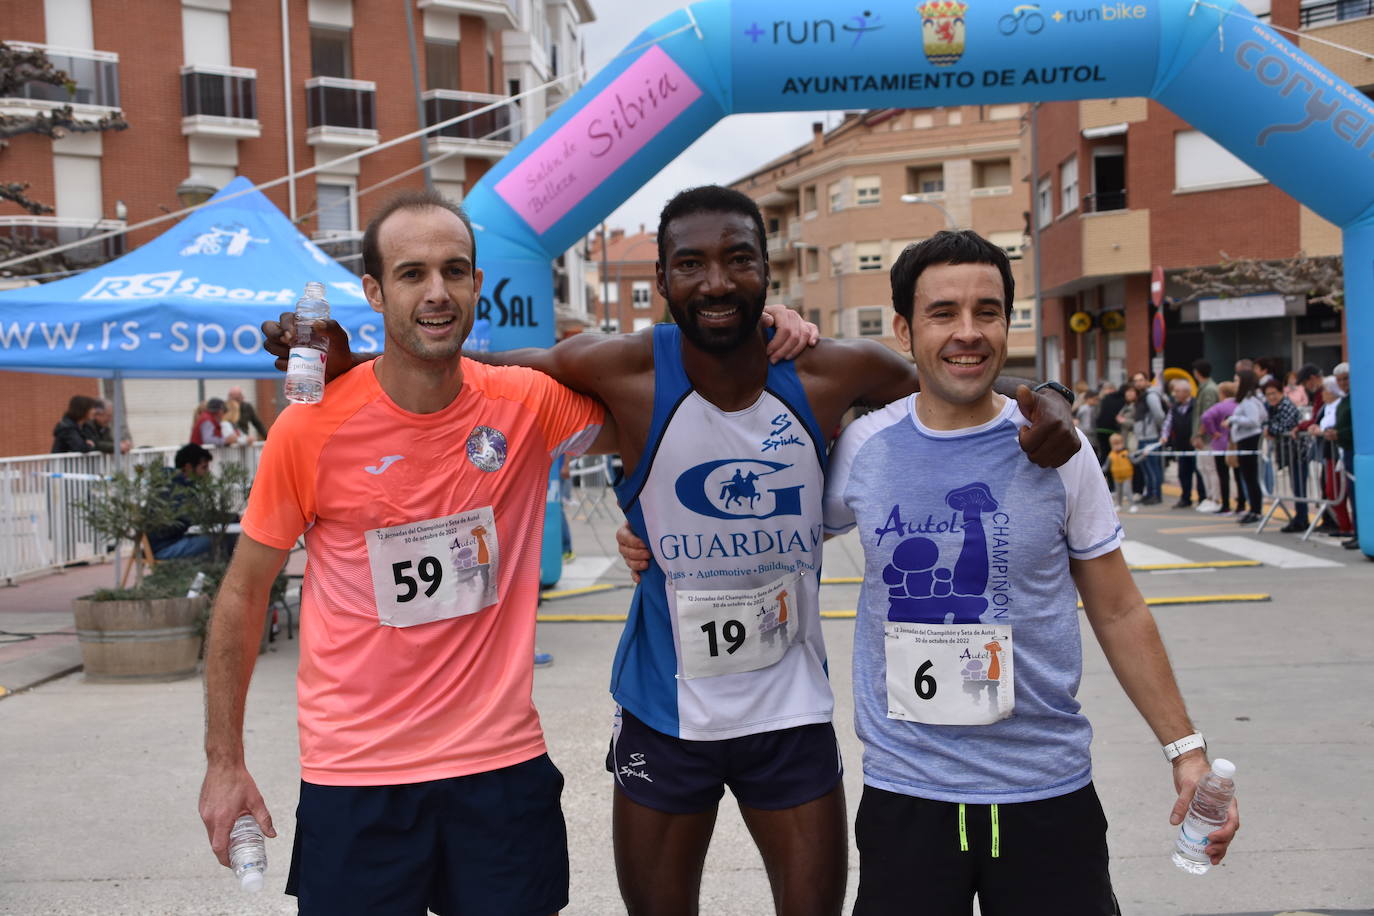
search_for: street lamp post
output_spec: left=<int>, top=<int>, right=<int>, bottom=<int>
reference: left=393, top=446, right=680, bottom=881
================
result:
left=898, top=193, right=958, bottom=228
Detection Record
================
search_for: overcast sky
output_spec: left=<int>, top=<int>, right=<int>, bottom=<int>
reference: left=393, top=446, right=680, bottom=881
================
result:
left=577, top=0, right=844, bottom=234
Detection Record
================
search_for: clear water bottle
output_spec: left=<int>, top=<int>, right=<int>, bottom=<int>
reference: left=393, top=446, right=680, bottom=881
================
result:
left=1172, top=758, right=1236, bottom=875
left=284, top=281, right=330, bottom=404
left=186, top=571, right=207, bottom=598
left=228, top=814, right=267, bottom=892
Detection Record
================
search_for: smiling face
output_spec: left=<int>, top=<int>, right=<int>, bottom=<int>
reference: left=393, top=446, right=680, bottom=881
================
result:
left=657, top=210, right=768, bottom=355
left=895, top=261, right=1008, bottom=421
left=362, top=206, right=483, bottom=364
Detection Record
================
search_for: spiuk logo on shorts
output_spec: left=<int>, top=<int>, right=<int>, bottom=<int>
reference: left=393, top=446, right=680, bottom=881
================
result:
left=466, top=425, right=508, bottom=472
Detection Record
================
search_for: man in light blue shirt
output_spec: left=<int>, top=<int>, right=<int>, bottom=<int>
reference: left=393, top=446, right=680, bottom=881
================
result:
left=823, top=231, right=1240, bottom=915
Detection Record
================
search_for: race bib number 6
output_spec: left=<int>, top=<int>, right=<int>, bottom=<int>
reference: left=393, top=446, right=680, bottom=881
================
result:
left=885, top=622, right=1013, bottom=725
left=673, top=573, right=800, bottom=679
left=365, top=507, right=500, bottom=627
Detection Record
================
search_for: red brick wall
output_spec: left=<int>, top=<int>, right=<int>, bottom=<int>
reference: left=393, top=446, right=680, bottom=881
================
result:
left=1132, top=101, right=1299, bottom=268
left=0, top=371, right=101, bottom=457
left=1035, top=102, right=1084, bottom=291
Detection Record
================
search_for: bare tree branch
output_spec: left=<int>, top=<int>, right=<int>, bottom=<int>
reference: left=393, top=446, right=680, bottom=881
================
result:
left=1173, top=252, right=1344, bottom=309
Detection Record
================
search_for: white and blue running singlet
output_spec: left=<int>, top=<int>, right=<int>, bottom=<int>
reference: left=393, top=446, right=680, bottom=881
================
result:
left=611, top=324, right=832, bottom=740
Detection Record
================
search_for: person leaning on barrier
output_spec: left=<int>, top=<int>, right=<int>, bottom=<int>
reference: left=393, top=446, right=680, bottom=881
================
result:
left=83, top=399, right=133, bottom=455
left=51, top=395, right=99, bottom=454
left=1260, top=377, right=1307, bottom=532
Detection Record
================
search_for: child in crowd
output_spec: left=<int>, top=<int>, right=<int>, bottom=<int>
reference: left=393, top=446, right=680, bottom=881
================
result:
left=1104, top=432, right=1138, bottom=513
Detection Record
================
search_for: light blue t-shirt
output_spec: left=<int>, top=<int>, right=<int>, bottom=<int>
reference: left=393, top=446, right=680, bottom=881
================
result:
left=823, top=394, right=1122, bottom=804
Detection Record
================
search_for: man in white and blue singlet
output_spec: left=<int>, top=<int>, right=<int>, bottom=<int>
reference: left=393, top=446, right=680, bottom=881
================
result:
left=821, top=231, right=1240, bottom=914
left=268, top=187, right=1081, bottom=916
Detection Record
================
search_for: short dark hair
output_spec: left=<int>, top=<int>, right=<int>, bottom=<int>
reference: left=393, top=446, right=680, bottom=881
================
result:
left=206, top=397, right=226, bottom=412
left=657, top=186, right=767, bottom=267
left=889, top=230, right=1015, bottom=323
left=1296, top=363, right=1323, bottom=384
left=65, top=395, right=97, bottom=422
left=1192, top=358, right=1212, bottom=378
left=174, top=443, right=212, bottom=471
left=361, top=189, right=474, bottom=285
left=1261, top=376, right=1284, bottom=393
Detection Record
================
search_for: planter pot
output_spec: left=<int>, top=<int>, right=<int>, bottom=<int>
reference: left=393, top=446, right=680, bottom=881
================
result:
left=72, top=595, right=208, bottom=683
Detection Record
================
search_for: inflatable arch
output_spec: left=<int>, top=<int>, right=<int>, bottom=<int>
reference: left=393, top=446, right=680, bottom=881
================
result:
left=463, top=0, right=1373, bottom=553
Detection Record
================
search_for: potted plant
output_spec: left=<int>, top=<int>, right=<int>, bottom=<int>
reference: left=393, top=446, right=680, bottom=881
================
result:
left=71, top=462, right=212, bottom=682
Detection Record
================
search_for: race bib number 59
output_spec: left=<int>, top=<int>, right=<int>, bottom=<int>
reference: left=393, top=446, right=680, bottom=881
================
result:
left=365, top=507, right=500, bottom=627
left=885, top=623, right=1013, bottom=725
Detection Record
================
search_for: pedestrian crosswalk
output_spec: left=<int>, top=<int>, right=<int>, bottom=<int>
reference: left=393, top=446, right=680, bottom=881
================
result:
left=1187, top=535, right=1342, bottom=569
left=1119, top=533, right=1347, bottom=570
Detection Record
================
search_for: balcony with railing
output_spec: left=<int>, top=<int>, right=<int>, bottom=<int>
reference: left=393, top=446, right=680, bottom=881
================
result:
left=1, top=42, right=120, bottom=116
left=181, top=65, right=259, bottom=138
left=1083, top=189, right=1127, bottom=213
left=305, top=77, right=378, bottom=147
left=1301, top=0, right=1374, bottom=26
left=0, top=216, right=126, bottom=267
left=423, top=90, right=521, bottom=159
left=417, top=0, right=518, bottom=31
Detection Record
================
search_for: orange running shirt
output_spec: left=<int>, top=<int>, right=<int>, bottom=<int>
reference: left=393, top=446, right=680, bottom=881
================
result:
left=242, top=359, right=603, bottom=786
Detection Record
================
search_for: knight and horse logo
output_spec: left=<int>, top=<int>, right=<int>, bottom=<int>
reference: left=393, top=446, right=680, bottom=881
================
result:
left=675, top=458, right=805, bottom=521
left=918, top=0, right=968, bottom=67
left=883, top=482, right=999, bottom=624
left=466, top=425, right=508, bottom=472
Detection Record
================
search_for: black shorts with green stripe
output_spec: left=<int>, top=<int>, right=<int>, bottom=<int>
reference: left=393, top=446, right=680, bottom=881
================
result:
left=853, top=781, right=1121, bottom=916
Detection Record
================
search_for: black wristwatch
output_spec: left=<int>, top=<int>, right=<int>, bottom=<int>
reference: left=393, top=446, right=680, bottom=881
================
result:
left=1032, top=380, right=1075, bottom=405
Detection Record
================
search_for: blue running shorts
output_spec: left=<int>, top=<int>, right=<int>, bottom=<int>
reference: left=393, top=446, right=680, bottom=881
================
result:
left=286, top=754, right=569, bottom=916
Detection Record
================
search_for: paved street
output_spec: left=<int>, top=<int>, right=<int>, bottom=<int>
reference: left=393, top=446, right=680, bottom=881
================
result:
left=1, top=494, right=1371, bottom=915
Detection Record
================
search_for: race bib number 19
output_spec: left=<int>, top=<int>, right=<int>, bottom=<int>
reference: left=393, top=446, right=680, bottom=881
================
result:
left=885, top=623, right=1013, bottom=725
left=674, top=573, right=800, bottom=679
left=365, top=507, right=500, bottom=628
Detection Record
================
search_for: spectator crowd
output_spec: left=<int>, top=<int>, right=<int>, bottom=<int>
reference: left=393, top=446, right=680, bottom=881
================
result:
left=1076, top=356, right=1357, bottom=549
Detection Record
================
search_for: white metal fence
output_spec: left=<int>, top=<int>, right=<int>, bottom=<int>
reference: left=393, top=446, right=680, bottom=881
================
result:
left=0, top=443, right=264, bottom=584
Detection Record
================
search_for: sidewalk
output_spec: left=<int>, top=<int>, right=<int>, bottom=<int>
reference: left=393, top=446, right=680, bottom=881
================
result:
left=3, top=501, right=1371, bottom=914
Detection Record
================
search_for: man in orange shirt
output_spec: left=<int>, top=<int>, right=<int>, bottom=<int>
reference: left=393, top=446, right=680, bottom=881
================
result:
left=197, top=190, right=612, bottom=914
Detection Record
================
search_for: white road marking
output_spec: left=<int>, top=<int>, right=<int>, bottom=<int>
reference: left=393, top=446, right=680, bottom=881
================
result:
left=1120, top=541, right=1194, bottom=567
left=1188, top=536, right=1342, bottom=569
left=553, top=555, right=615, bottom=589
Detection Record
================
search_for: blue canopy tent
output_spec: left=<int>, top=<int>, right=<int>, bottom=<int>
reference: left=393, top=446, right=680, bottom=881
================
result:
left=0, top=176, right=376, bottom=379
left=0, top=176, right=565, bottom=582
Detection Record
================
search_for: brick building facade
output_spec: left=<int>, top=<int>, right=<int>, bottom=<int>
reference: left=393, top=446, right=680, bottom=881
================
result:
left=1031, top=0, right=1359, bottom=386
left=585, top=226, right=662, bottom=335
left=0, top=0, right=592, bottom=456
left=730, top=108, right=1039, bottom=376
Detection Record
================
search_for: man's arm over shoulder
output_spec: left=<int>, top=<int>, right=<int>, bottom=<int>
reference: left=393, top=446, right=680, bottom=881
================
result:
left=470, top=329, right=651, bottom=400
left=798, top=338, right=920, bottom=419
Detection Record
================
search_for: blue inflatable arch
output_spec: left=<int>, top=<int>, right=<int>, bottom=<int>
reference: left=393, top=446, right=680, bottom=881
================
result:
left=464, top=0, right=1373, bottom=553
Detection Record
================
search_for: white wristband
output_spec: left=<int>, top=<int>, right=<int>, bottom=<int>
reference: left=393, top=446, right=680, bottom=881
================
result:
left=1162, top=732, right=1206, bottom=762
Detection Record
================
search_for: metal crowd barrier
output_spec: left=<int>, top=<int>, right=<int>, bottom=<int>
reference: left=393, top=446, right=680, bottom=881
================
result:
left=1256, top=434, right=1349, bottom=539
left=0, top=442, right=264, bottom=585
left=565, top=454, right=624, bottom=523
left=1147, top=436, right=1349, bottom=540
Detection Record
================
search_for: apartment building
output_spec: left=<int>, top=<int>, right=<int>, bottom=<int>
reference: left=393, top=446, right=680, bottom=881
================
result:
left=585, top=226, right=662, bottom=335
left=730, top=108, right=1038, bottom=376
left=0, top=0, right=593, bottom=455
left=1031, top=0, right=1357, bottom=386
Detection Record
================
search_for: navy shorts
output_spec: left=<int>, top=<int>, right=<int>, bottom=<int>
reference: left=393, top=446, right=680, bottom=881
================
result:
left=853, top=782, right=1120, bottom=916
left=605, top=705, right=843, bottom=814
left=286, top=754, right=569, bottom=916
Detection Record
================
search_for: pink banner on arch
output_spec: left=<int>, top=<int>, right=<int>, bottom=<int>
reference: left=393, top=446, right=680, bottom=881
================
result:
left=495, top=45, right=703, bottom=235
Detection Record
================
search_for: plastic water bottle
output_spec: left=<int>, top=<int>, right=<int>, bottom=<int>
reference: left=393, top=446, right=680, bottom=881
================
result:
left=186, top=571, right=207, bottom=598
left=228, top=814, right=266, bottom=892
left=284, top=281, right=330, bottom=404
left=1172, top=758, right=1236, bottom=874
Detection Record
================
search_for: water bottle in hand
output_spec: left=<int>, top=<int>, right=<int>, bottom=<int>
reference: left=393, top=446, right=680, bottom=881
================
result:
left=228, top=814, right=267, bottom=892
left=1172, top=758, right=1236, bottom=874
left=284, top=281, right=330, bottom=404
